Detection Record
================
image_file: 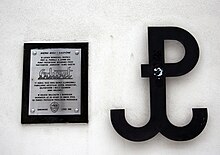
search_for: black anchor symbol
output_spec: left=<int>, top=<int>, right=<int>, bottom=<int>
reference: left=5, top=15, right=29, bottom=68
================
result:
left=110, top=27, right=208, bottom=141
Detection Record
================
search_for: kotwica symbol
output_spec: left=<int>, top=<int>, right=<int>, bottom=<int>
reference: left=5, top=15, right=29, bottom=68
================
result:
left=110, top=27, right=208, bottom=142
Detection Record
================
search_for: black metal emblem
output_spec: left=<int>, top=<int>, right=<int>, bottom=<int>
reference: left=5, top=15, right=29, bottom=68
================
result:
left=110, top=27, right=208, bottom=142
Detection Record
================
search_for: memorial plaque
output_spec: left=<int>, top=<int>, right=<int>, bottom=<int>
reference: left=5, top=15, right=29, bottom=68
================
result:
left=22, top=43, right=88, bottom=123
left=29, top=48, right=81, bottom=115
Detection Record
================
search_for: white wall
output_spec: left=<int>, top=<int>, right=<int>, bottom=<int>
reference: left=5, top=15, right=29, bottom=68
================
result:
left=0, top=0, right=219, bottom=154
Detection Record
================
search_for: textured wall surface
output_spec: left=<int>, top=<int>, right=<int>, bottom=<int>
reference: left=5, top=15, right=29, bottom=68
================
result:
left=0, top=0, right=219, bottom=154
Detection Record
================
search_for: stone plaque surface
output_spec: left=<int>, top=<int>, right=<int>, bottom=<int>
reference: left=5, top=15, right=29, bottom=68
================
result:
left=21, top=43, right=88, bottom=124
left=29, top=48, right=81, bottom=115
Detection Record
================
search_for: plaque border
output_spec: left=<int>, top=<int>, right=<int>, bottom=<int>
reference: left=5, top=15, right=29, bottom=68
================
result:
left=21, top=42, right=88, bottom=124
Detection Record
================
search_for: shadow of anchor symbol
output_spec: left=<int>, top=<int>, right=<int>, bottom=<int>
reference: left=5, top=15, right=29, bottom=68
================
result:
left=110, top=27, right=208, bottom=142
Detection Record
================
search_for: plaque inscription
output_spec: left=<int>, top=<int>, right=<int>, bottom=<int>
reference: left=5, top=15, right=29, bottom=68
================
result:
left=22, top=43, right=88, bottom=123
left=29, top=48, right=81, bottom=115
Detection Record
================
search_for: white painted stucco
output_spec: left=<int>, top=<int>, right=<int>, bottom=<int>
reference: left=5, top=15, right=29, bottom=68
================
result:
left=0, top=0, right=219, bottom=154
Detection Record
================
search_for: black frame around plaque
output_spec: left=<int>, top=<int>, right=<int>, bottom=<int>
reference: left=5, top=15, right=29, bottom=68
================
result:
left=21, top=42, right=88, bottom=124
